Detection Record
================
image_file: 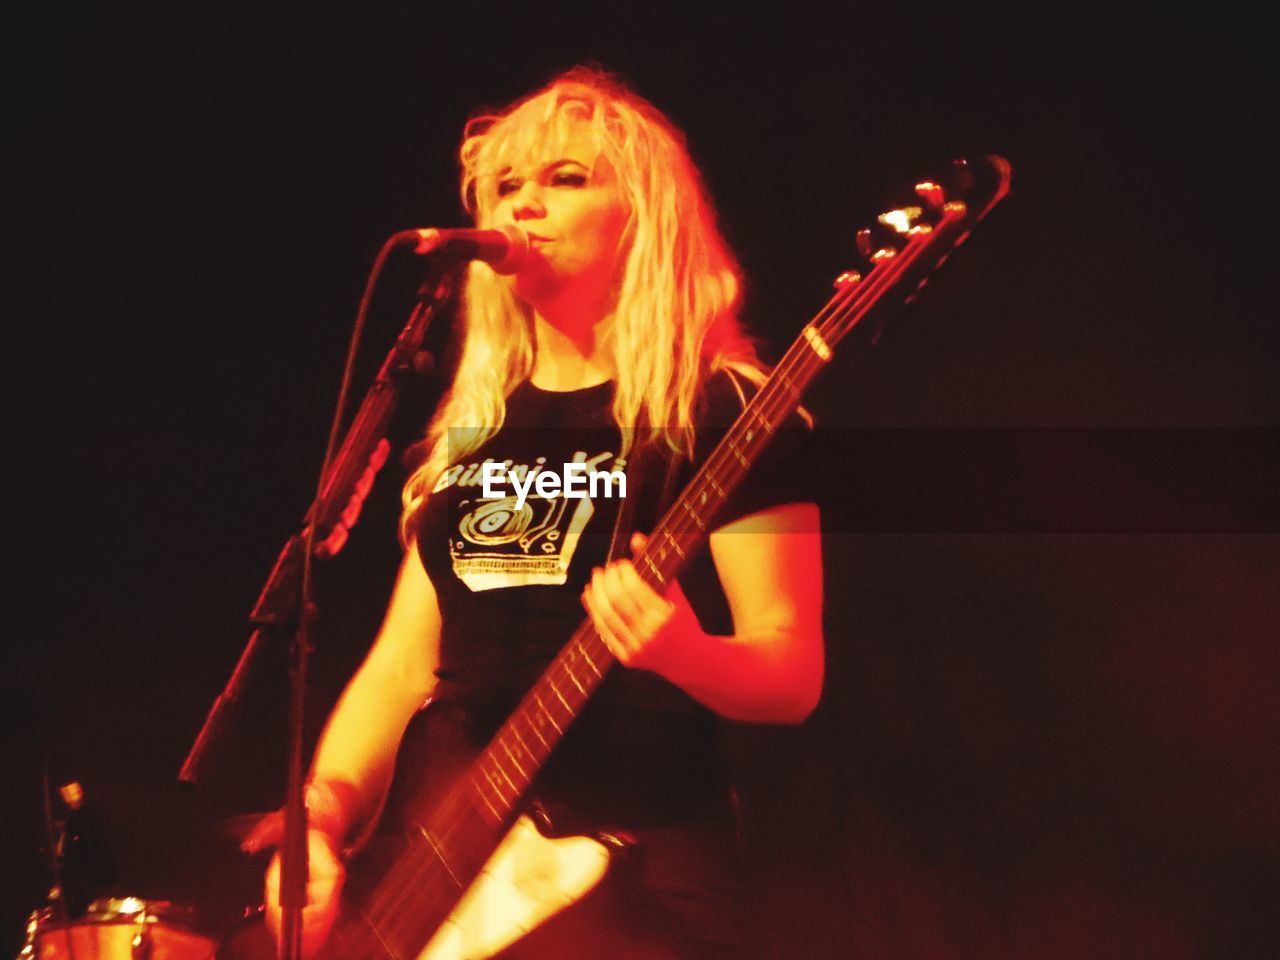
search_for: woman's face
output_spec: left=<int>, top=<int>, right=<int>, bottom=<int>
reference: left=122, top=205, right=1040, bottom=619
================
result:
left=485, top=124, right=630, bottom=320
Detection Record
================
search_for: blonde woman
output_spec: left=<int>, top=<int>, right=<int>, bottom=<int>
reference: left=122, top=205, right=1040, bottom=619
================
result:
left=245, top=66, right=824, bottom=959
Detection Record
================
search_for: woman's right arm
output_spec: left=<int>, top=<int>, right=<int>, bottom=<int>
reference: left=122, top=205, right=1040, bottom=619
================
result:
left=308, top=542, right=442, bottom=846
left=254, top=545, right=440, bottom=956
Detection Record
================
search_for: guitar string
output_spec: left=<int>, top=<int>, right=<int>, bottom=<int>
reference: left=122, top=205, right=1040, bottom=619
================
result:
left=348, top=216, right=955, bottom=954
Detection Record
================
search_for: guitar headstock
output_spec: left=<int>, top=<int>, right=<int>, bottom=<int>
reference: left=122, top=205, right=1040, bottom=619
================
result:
left=817, top=155, right=1011, bottom=348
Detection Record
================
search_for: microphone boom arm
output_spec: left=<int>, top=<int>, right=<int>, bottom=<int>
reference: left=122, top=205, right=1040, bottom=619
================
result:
left=178, top=253, right=462, bottom=786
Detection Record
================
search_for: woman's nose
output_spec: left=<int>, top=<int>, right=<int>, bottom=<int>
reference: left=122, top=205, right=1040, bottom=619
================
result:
left=511, top=182, right=545, bottom=220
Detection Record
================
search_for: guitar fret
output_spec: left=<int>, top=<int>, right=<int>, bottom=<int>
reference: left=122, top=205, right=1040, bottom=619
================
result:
left=574, top=639, right=604, bottom=677
left=471, top=778, right=505, bottom=825
left=564, top=665, right=587, bottom=696
left=534, top=692, right=564, bottom=733
left=482, top=760, right=515, bottom=803
left=511, top=720, right=543, bottom=759
left=498, top=736, right=529, bottom=782
left=750, top=409, right=776, bottom=440
left=521, top=710, right=551, bottom=750
left=680, top=499, right=706, bottom=531
left=639, top=552, right=663, bottom=584
left=548, top=675, right=572, bottom=712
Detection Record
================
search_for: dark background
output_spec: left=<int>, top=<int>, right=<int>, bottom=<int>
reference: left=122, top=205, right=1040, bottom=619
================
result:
left=8, top=6, right=1277, bottom=958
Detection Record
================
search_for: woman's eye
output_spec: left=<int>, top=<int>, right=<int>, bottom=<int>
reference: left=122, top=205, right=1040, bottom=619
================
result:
left=496, top=179, right=522, bottom=198
left=551, top=171, right=588, bottom=187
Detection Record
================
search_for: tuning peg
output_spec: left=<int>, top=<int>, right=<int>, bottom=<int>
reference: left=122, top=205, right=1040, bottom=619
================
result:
left=858, top=225, right=900, bottom=263
left=832, top=270, right=862, bottom=288
left=877, top=205, right=925, bottom=235
left=915, top=180, right=945, bottom=210
left=855, top=228, right=873, bottom=259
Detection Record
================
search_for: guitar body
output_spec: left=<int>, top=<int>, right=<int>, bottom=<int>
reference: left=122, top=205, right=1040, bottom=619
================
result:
left=321, top=703, right=611, bottom=960
left=417, top=816, right=610, bottom=960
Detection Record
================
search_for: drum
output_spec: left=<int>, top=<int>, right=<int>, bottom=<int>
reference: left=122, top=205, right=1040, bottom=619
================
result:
left=20, top=898, right=217, bottom=960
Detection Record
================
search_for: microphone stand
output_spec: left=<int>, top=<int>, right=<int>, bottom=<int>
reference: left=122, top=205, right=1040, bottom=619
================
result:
left=179, top=244, right=464, bottom=960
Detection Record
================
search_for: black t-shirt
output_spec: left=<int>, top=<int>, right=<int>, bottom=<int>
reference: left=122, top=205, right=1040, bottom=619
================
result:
left=415, top=371, right=811, bottom=829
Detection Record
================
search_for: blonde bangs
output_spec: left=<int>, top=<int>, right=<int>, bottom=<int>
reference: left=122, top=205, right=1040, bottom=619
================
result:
left=462, top=87, right=621, bottom=226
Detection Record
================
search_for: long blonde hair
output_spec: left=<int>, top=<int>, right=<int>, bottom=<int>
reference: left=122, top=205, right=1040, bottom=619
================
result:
left=401, top=66, right=764, bottom=541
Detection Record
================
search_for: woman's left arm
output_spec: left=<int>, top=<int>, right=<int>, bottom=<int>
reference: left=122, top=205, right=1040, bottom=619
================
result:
left=582, top=502, right=824, bottom=723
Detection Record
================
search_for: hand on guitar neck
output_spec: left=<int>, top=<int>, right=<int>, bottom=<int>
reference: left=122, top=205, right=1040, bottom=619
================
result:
left=581, top=532, right=702, bottom=674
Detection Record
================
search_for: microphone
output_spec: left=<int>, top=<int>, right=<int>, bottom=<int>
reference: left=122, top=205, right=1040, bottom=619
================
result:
left=410, top=225, right=528, bottom=274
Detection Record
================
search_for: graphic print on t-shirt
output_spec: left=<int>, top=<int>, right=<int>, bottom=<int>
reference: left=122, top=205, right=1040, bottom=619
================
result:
left=432, top=448, right=623, bottom=592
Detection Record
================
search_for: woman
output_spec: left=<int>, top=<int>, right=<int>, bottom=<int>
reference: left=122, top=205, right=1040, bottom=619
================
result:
left=246, top=65, right=824, bottom=959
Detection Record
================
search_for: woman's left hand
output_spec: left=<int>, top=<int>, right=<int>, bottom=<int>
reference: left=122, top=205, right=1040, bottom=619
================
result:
left=581, top=532, right=702, bottom=676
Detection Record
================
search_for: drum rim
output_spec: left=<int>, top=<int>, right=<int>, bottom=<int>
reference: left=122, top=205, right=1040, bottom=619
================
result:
left=29, top=896, right=201, bottom=928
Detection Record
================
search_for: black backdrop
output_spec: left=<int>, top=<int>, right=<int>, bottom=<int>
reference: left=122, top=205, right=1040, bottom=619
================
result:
left=8, top=7, right=1277, bottom=958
